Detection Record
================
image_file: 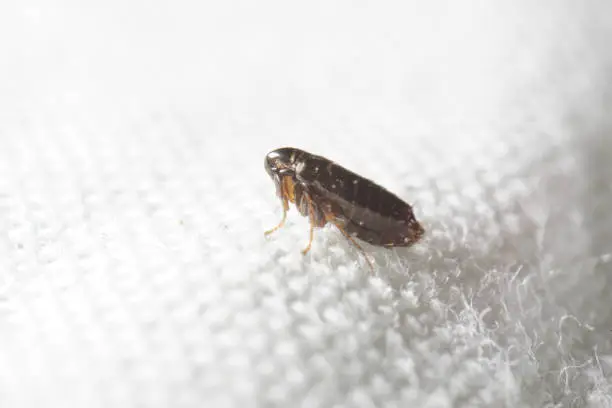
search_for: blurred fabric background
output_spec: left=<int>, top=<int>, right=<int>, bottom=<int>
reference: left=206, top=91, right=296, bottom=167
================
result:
left=1, top=1, right=612, bottom=407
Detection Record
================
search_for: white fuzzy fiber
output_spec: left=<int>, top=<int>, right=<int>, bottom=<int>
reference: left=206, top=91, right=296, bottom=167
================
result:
left=1, top=1, right=612, bottom=407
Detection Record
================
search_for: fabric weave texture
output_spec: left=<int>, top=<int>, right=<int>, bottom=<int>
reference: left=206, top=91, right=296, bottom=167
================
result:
left=1, top=1, right=612, bottom=407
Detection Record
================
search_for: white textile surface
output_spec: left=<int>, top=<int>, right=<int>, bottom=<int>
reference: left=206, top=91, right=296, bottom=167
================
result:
left=1, top=1, right=612, bottom=407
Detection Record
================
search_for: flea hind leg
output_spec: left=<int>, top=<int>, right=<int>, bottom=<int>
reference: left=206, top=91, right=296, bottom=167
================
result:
left=324, top=215, right=374, bottom=271
left=302, top=222, right=314, bottom=255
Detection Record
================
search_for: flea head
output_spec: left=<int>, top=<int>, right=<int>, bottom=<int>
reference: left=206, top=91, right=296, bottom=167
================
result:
left=264, top=147, right=299, bottom=179
left=264, top=147, right=304, bottom=200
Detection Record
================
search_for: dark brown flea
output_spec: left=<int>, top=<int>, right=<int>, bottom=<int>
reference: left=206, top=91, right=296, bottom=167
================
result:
left=264, top=147, right=424, bottom=268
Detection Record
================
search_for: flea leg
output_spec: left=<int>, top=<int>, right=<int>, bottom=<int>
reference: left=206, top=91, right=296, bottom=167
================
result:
left=264, top=199, right=288, bottom=236
left=301, top=198, right=316, bottom=255
left=325, top=215, right=374, bottom=271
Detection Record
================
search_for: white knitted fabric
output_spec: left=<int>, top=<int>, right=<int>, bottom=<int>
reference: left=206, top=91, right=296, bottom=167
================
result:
left=1, top=1, right=612, bottom=407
